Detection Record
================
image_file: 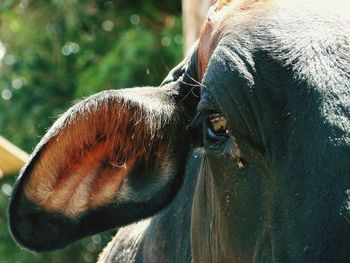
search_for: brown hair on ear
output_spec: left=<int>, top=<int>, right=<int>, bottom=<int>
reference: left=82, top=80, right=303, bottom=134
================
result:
left=23, top=90, right=177, bottom=218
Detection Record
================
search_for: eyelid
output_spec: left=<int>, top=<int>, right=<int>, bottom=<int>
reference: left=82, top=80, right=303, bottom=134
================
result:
left=188, top=111, right=206, bottom=129
left=197, top=95, right=219, bottom=112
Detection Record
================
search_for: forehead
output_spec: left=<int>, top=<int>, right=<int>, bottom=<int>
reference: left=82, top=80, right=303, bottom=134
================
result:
left=199, top=0, right=350, bottom=79
left=198, top=0, right=350, bottom=129
left=200, top=0, right=350, bottom=94
left=197, top=0, right=273, bottom=80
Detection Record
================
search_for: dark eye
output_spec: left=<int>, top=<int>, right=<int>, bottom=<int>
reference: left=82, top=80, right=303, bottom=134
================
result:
left=207, top=113, right=229, bottom=140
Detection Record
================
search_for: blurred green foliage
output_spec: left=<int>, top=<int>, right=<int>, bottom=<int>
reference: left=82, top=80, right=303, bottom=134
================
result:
left=0, top=0, right=183, bottom=262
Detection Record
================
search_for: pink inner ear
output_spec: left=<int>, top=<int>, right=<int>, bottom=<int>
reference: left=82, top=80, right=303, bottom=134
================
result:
left=23, top=102, right=169, bottom=218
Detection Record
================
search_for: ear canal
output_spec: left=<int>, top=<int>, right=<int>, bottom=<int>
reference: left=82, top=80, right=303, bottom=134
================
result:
left=8, top=87, right=189, bottom=251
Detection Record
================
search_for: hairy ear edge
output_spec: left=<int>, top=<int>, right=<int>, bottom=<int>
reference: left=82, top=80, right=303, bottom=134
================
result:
left=22, top=88, right=182, bottom=218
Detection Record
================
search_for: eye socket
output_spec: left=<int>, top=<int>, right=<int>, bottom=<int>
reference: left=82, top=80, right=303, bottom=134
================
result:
left=187, top=111, right=230, bottom=147
left=207, top=113, right=229, bottom=140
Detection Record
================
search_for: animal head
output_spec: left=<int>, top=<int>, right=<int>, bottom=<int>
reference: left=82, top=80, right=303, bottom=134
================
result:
left=9, top=0, right=350, bottom=262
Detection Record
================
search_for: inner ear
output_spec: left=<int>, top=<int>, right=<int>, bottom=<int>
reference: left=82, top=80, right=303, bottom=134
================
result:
left=9, top=88, right=190, bottom=252
left=20, top=88, right=184, bottom=218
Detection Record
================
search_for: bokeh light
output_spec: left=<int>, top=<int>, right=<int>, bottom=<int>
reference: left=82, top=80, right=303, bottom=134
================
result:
left=161, top=36, right=171, bottom=47
left=1, top=184, right=13, bottom=196
left=130, top=14, right=140, bottom=25
left=102, top=20, right=114, bottom=32
left=4, top=54, right=15, bottom=65
left=61, top=42, right=80, bottom=56
left=1, top=89, right=12, bottom=100
left=12, top=78, right=25, bottom=90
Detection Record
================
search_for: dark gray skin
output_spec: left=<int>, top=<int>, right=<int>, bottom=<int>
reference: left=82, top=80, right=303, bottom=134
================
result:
left=8, top=1, right=350, bottom=263
left=98, top=149, right=202, bottom=263
left=191, top=5, right=350, bottom=262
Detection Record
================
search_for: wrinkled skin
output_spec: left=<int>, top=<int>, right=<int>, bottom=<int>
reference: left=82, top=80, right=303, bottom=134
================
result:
left=8, top=1, right=350, bottom=263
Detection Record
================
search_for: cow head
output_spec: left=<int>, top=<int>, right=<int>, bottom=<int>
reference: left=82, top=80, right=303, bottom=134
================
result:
left=191, top=1, right=350, bottom=262
left=9, top=0, right=350, bottom=262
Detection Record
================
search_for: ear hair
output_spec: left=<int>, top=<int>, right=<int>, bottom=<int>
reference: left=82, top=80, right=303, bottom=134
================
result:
left=22, top=89, right=179, bottom=218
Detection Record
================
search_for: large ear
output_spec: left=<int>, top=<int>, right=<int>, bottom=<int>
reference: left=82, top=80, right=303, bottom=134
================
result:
left=8, top=87, right=190, bottom=252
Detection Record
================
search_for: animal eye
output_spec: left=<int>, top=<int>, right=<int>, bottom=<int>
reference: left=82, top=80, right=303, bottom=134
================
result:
left=207, top=113, right=229, bottom=139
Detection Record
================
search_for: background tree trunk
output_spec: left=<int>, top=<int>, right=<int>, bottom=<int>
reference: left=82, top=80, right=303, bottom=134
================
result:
left=182, top=0, right=213, bottom=54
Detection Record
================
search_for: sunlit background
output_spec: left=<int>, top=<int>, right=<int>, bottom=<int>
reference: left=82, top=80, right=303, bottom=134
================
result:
left=0, top=0, right=184, bottom=262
